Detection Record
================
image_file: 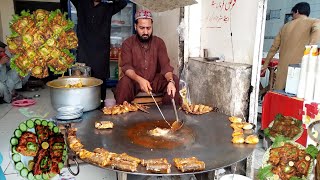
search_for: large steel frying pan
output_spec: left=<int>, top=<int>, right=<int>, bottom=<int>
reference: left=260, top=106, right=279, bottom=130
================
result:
left=71, top=105, right=256, bottom=175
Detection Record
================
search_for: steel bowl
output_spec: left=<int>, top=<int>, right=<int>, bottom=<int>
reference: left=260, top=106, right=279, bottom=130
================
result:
left=46, top=77, right=103, bottom=112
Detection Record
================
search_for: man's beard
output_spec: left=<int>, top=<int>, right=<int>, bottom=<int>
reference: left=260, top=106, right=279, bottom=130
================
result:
left=137, top=33, right=152, bottom=43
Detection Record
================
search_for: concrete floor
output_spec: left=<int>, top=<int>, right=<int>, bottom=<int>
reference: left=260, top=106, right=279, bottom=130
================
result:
left=0, top=87, right=265, bottom=180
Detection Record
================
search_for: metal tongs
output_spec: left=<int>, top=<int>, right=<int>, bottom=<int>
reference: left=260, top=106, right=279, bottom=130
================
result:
left=171, top=95, right=184, bottom=132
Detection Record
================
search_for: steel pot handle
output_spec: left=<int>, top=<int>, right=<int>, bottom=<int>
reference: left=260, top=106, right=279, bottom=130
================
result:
left=67, top=155, right=80, bottom=176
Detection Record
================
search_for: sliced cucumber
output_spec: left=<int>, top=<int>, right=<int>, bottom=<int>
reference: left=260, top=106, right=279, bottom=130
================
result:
left=19, top=123, right=27, bottom=132
left=14, top=129, right=22, bottom=138
left=49, top=173, right=56, bottom=178
left=10, top=137, right=19, bottom=146
left=27, top=172, right=35, bottom=180
left=58, top=162, right=64, bottom=169
left=35, top=174, right=42, bottom=180
left=26, top=119, right=34, bottom=128
left=63, top=149, right=67, bottom=156
left=48, top=121, right=54, bottom=129
left=62, top=155, right=67, bottom=162
left=20, top=167, right=28, bottom=177
left=12, top=153, right=21, bottom=162
left=34, top=119, right=41, bottom=125
left=15, top=162, right=24, bottom=171
left=42, top=173, right=49, bottom=180
left=12, top=146, right=18, bottom=154
left=41, top=120, right=48, bottom=126
left=53, top=126, right=59, bottom=133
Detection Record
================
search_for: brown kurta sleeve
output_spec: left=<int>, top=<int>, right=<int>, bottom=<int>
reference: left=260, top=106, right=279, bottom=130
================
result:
left=120, top=39, right=134, bottom=75
left=156, top=38, right=174, bottom=75
left=262, top=29, right=282, bottom=70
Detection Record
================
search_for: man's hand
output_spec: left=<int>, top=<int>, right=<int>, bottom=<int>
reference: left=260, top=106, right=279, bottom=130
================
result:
left=260, top=67, right=267, bottom=77
left=137, top=77, right=152, bottom=93
left=0, top=55, right=9, bottom=65
left=167, top=81, right=176, bottom=98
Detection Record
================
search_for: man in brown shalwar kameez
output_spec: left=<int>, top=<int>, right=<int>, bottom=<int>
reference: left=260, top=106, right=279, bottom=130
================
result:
left=262, top=2, right=320, bottom=90
left=115, top=10, right=180, bottom=105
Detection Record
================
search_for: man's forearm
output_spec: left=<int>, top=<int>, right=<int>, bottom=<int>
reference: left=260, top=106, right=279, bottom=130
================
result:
left=125, top=69, right=142, bottom=82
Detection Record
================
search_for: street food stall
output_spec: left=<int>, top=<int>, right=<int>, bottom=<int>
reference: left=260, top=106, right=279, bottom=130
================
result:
left=3, top=0, right=307, bottom=179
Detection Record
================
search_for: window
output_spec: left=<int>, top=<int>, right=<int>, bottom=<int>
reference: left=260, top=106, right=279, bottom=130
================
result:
left=269, top=9, right=281, bottom=20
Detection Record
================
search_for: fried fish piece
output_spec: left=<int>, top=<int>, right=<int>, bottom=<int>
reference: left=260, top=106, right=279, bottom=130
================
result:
left=103, top=101, right=144, bottom=115
left=243, top=122, right=254, bottom=130
left=111, top=160, right=138, bottom=172
left=93, top=148, right=109, bottom=154
left=82, top=150, right=112, bottom=167
left=244, top=135, right=259, bottom=144
left=229, top=116, right=242, bottom=123
left=16, top=131, right=39, bottom=157
left=102, top=107, right=112, bottom=115
left=113, top=153, right=141, bottom=164
left=146, top=162, right=171, bottom=174
left=193, top=104, right=200, bottom=113
left=232, top=129, right=244, bottom=137
left=141, top=158, right=168, bottom=166
left=181, top=103, right=213, bottom=115
left=173, top=157, right=198, bottom=166
left=201, top=105, right=213, bottom=113
left=231, top=135, right=245, bottom=144
left=230, top=122, right=244, bottom=130
left=95, top=121, right=114, bottom=129
left=173, top=157, right=205, bottom=173
left=68, top=136, right=84, bottom=152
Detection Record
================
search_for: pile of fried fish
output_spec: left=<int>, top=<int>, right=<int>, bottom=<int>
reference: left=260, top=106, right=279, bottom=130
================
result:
left=7, top=9, right=78, bottom=78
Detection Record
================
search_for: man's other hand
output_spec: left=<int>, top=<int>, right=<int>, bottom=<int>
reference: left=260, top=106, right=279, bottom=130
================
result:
left=0, top=55, right=9, bottom=65
left=167, top=81, right=176, bottom=97
left=260, top=67, right=268, bottom=77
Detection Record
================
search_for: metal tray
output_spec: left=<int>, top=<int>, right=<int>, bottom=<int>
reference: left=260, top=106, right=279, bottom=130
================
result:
left=70, top=105, right=256, bottom=176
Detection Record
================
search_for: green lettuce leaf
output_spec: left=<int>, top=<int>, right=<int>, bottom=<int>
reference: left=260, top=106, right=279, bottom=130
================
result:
left=20, top=10, right=31, bottom=17
left=289, top=176, right=303, bottom=180
left=296, top=119, right=303, bottom=126
left=48, top=65, right=66, bottom=75
left=10, top=55, right=29, bottom=77
left=257, top=165, right=273, bottom=180
left=275, top=113, right=284, bottom=120
left=9, top=30, right=19, bottom=38
left=272, top=135, right=289, bottom=148
left=63, top=19, right=75, bottom=31
left=10, top=14, right=20, bottom=25
left=48, top=9, right=62, bottom=22
left=264, top=128, right=270, bottom=138
left=62, top=49, right=75, bottom=60
left=306, top=144, right=318, bottom=159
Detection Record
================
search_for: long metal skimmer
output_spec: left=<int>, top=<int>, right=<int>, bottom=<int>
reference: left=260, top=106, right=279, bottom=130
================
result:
left=149, top=92, right=172, bottom=128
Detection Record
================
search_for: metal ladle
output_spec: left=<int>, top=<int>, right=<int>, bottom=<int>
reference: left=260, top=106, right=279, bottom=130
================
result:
left=171, top=96, right=184, bottom=132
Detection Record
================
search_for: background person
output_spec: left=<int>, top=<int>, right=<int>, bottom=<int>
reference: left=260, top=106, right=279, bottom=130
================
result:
left=261, top=2, right=320, bottom=90
left=70, top=0, right=127, bottom=101
left=0, top=41, right=29, bottom=103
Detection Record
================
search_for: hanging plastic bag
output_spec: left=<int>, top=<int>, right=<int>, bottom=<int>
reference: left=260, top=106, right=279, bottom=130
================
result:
left=179, top=62, right=191, bottom=105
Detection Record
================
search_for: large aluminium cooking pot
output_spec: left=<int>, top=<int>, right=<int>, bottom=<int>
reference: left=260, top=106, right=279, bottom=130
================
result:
left=46, top=77, right=103, bottom=112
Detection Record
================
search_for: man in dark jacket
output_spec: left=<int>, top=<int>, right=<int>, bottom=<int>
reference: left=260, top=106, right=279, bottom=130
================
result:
left=71, top=0, right=127, bottom=101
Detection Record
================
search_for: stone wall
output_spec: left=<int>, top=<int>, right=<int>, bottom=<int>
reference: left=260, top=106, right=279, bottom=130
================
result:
left=186, top=58, right=252, bottom=117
